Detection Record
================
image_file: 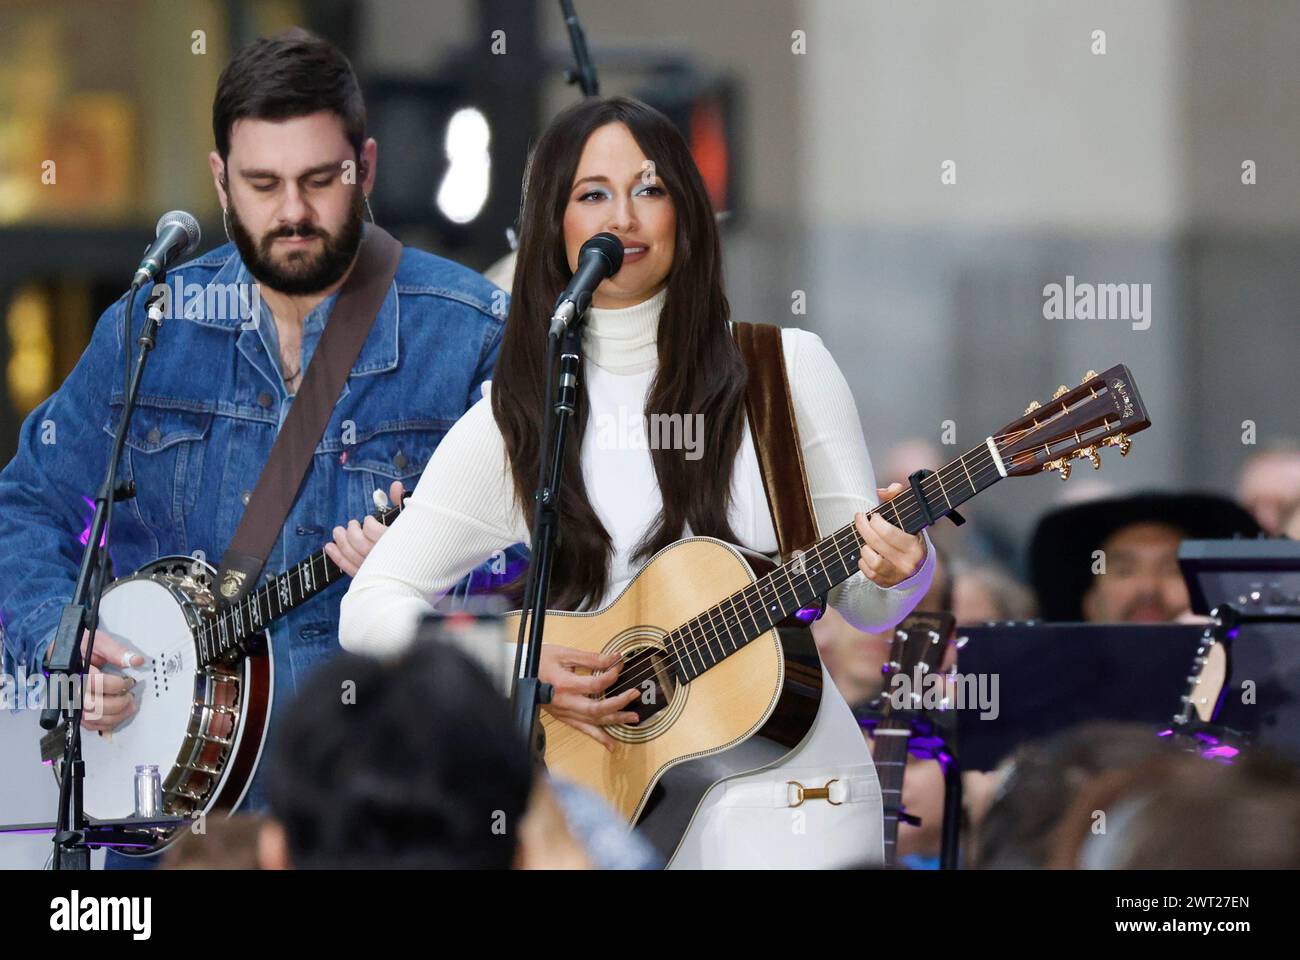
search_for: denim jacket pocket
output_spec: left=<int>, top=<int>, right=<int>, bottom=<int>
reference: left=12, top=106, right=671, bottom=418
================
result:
left=340, top=421, right=446, bottom=513
left=287, top=618, right=342, bottom=685
left=103, top=399, right=215, bottom=554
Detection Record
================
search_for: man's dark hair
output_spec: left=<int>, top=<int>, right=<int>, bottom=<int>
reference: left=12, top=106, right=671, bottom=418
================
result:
left=212, top=27, right=366, bottom=162
left=267, top=635, right=534, bottom=869
left=974, top=721, right=1176, bottom=869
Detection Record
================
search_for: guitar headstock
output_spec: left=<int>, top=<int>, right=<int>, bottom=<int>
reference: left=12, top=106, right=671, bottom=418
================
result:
left=882, top=611, right=956, bottom=714
left=994, top=364, right=1150, bottom=481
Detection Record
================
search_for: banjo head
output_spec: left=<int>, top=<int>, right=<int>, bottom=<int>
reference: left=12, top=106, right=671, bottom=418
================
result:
left=67, top=557, right=270, bottom=854
left=81, top=575, right=201, bottom=821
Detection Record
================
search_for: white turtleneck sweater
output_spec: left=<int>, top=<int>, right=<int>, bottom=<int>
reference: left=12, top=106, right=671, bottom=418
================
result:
left=339, top=287, right=934, bottom=656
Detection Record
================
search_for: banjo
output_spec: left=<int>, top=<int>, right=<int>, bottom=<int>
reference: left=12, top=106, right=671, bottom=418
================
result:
left=43, top=492, right=403, bottom=855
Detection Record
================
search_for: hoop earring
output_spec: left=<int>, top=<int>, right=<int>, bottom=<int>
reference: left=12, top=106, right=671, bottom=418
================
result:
left=364, top=195, right=376, bottom=224
left=222, top=207, right=233, bottom=244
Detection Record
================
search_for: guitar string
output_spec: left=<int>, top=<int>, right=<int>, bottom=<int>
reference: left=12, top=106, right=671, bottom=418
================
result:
left=201, top=443, right=988, bottom=679
left=540, top=449, right=998, bottom=698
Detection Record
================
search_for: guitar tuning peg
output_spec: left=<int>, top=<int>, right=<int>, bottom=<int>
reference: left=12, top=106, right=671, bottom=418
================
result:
left=1103, top=433, right=1132, bottom=456
left=1080, top=369, right=1098, bottom=384
left=1079, top=444, right=1101, bottom=469
left=1044, top=457, right=1072, bottom=480
left=1024, top=399, right=1041, bottom=415
left=1052, top=384, right=1069, bottom=400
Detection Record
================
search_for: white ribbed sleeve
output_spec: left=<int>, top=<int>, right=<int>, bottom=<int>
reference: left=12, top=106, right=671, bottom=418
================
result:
left=780, top=327, right=935, bottom=632
left=338, top=387, right=526, bottom=657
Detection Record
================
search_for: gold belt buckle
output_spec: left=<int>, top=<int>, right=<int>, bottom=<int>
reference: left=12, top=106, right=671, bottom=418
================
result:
left=786, top=778, right=841, bottom=807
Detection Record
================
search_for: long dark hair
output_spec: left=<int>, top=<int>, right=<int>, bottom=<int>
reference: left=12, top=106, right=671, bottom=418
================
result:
left=491, top=96, right=748, bottom=611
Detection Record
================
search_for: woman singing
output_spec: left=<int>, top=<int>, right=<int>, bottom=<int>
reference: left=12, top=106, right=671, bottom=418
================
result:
left=338, top=96, right=934, bottom=868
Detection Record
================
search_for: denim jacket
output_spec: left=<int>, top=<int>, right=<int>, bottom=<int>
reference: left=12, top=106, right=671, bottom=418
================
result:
left=0, top=236, right=509, bottom=781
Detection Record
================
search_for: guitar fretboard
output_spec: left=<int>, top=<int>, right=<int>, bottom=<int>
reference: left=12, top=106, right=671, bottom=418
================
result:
left=663, top=442, right=1003, bottom=683
left=874, top=718, right=913, bottom=865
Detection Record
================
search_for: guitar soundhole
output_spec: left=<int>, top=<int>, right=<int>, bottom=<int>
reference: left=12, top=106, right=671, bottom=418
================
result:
left=602, top=632, right=688, bottom=743
left=611, top=647, right=676, bottom=724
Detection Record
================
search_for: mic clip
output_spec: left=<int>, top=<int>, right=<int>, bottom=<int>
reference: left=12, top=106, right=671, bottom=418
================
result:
left=548, top=291, right=592, bottom=338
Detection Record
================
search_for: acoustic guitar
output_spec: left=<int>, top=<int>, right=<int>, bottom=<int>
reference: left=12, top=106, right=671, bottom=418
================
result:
left=507, top=364, right=1151, bottom=861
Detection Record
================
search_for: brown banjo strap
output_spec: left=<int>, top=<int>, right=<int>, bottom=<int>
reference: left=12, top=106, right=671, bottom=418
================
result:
left=732, top=322, right=819, bottom=561
left=216, top=225, right=403, bottom=604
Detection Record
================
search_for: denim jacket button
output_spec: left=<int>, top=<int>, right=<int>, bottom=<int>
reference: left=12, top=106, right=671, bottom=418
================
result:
left=257, top=392, right=274, bottom=408
left=241, top=490, right=251, bottom=506
left=393, top=450, right=408, bottom=470
left=146, top=427, right=161, bottom=444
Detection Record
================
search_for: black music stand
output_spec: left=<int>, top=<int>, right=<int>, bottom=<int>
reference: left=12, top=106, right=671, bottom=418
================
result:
left=954, top=622, right=1206, bottom=772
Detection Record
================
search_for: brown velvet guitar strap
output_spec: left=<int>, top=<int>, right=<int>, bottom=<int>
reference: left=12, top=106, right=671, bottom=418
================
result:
left=732, top=322, right=819, bottom=561
left=216, top=225, right=403, bottom=604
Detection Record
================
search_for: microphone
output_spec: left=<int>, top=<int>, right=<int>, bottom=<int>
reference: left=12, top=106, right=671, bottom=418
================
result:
left=549, top=232, right=624, bottom=336
left=131, top=210, right=201, bottom=289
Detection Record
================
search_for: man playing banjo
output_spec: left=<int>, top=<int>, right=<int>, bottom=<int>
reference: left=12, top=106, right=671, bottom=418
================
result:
left=0, top=29, right=506, bottom=851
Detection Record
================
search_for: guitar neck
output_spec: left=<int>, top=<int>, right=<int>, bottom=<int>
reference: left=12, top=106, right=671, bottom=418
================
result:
left=873, top=716, right=913, bottom=867
left=668, top=442, right=1002, bottom=683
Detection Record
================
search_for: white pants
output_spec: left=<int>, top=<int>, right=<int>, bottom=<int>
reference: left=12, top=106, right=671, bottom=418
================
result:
left=668, top=662, right=884, bottom=869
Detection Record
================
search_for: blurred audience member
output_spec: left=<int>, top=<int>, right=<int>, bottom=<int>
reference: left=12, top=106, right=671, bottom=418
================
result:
left=972, top=722, right=1178, bottom=869
left=1028, top=492, right=1259, bottom=623
left=951, top=560, right=1038, bottom=623
left=1047, top=749, right=1300, bottom=869
left=1236, top=442, right=1300, bottom=536
left=259, top=638, right=655, bottom=869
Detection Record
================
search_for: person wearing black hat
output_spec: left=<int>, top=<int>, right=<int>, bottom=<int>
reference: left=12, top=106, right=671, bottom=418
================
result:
left=1028, top=492, right=1260, bottom=623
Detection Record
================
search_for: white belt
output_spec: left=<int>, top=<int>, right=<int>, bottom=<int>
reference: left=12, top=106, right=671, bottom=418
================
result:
left=720, top=765, right=880, bottom=809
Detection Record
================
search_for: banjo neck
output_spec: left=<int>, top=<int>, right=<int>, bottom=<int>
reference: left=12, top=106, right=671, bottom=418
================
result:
left=197, top=501, right=403, bottom=665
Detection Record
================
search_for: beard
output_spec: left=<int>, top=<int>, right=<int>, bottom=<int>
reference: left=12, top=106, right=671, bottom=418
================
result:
left=228, top=190, right=365, bottom=296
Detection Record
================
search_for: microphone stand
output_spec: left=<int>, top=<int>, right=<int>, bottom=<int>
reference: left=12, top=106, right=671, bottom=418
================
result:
left=512, top=304, right=588, bottom=760
left=559, top=0, right=600, bottom=96
left=40, top=281, right=167, bottom=869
